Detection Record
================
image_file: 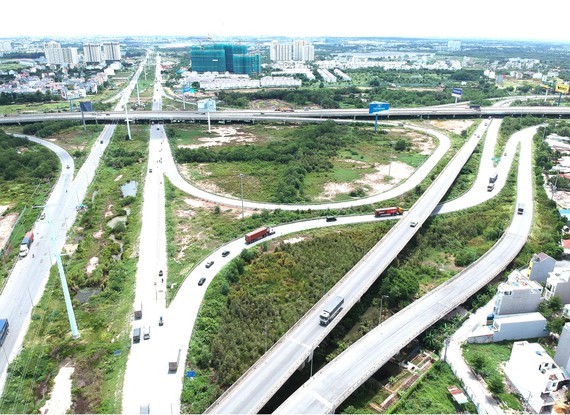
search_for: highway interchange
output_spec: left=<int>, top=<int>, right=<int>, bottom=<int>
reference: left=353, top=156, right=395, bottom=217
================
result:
left=0, top=52, right=557, bottom=413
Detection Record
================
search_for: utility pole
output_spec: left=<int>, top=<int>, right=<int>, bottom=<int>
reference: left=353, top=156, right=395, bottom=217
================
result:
left=124, top=92, right=132, bottom=140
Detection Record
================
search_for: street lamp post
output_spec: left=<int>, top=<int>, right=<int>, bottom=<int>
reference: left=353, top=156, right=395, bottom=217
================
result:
left=239, top=174, right=245, bottom=220
left=264, top=319, right=273, bottom=354
left=379, top=295, right=388, bottom=325
left=388, top=142, right=394, bottom=178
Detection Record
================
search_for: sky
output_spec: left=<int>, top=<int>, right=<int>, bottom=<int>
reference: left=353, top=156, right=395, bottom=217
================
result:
left=1, top=0, right=569, bottom=42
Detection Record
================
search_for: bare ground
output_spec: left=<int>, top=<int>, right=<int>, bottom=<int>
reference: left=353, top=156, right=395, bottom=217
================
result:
left=0, top=206, right=17, bottom=252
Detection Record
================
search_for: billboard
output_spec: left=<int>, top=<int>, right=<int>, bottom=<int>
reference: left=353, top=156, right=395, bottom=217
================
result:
left=555, top=84, right=569, bottom=94
left=369, top=102, right=390, bottom=115
left=197, top=99, right=216, bottom=112
left=79, top=101, right=92, bottom=112
left=452, top=87, right=463, bottom=98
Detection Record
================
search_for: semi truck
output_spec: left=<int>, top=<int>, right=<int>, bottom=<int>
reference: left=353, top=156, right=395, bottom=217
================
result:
left=245, top=226, right=275, bottom=244
left=0, top=319, right=9, bottom=347
left=375, top=207, right=404, bottom=217
left=169, top=348, right=181, bottom=372
left=19, top=231, right=34, bottom=258
left=319, top=296, right=344, bottom=326
left=489, top=172, right=498, bottom=184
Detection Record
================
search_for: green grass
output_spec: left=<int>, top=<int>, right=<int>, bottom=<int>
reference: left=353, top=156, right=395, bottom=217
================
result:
left=386, top=362, right=477, bottom=414
left=0, top=124, right=148, bottom=413
left=462, top=342, right=523, bottom=411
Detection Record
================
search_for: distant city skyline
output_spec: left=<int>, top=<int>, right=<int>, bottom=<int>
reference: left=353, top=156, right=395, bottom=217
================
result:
left=1, top=0, right=569, bottom=43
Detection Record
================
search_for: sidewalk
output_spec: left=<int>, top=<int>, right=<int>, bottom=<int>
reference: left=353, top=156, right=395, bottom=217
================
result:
left=443, top=300, right=503, bottom=415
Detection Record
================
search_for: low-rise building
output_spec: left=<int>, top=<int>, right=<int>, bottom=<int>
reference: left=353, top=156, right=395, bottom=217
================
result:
left=493, top=270, right=542, bottom=315
left=554, top=322, right=570, bottom=373
left=528, top=252, right=556, bottom=283
left=504, top=341, right=565, bottom=414
left=544, top=268, right=570, bottom=303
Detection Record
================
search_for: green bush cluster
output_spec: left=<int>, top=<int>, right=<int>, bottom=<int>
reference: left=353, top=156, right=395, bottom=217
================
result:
left=0, top=131, right=59, bottom=182
left=22, top=120, right=78, bottom=138
left=0, top=90, right=63, bottom=105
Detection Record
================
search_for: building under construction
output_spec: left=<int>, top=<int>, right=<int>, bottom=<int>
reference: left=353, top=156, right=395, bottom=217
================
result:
left=190, top=43, right=261, bottom=75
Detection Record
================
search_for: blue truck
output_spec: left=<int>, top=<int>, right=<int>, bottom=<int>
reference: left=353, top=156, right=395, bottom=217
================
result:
left=0, top=319, right=9, bottom=347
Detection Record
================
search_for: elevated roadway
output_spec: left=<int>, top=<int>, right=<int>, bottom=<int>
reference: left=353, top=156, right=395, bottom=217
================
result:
left=275, top=125, right=535, bottom=413
left=206, top=118, right=490, bottom=414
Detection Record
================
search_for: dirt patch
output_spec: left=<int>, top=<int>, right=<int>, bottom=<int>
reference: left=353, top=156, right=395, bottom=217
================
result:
left=86, top=257, right=99, bottom=275
left=39, top=364, right=74, bottom=415
left=316, top=161, right=415, bottom=201
left=283, top=236, right=305, bottom=245
left=430, top=119, right=474, bottom=135
left=178, top=126, right=261, bottom=149
left=0, top=208, right=17, bottom=251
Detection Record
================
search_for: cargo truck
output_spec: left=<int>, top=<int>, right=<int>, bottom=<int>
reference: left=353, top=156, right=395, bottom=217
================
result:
left=374, top=207, right=404, bottom=217
left=319, top=296, right=344, bottom=326
left=169, top=348, right=181, bottom=372
left=19, top=231, right=34, bottom=258
left=0, top=319, right=9, bottom=347
left=134, top=303, right=143, bottom=320
left=489, top=172, right=498, bottom=183
left=245, top=226, right=275, bottom=244
left=487, top=182, right=495, bottom=192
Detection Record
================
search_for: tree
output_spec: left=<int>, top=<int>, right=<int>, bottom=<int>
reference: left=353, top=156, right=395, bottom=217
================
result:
left=487, top=374, right=504, bottom=395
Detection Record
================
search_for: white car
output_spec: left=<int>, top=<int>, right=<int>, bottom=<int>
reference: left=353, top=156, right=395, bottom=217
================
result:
left=409, top=219, right=419, bottom=227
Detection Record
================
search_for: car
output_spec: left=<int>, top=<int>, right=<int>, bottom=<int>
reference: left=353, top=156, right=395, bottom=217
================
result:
left=158, top=270, right=163, bottom=276
left=198, top=277, right=206, bottom=286
left=158, top=316, right=164, bottom=326
left=149, top=168, right=152, bottom=173
left=409, top=219, right=419, bottom=227
left=504, top=152, right=507, bottom=156
left=143, top=326, right=150, bottom=340
left=66, top=164, right=70, bottom=169
left=205, top=261, right=214, bottom=268
left=222, top=250, right=230, bottom=257
left=156, top=127, right=159, bottom=130
left=325, top=216, right=337, bottom=222
left=100, top=140, right=103, bottom=144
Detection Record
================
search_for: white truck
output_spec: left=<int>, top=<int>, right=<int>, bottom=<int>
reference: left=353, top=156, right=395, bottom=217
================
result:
left=319, top=296, right=344, bottom=326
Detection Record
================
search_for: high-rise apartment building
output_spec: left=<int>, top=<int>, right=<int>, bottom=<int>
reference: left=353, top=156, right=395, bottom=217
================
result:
left=270, top=40, right=314, bottom=62
left=44, top=41, right=78, bottom=65
left=83, top=43, right=103, bottom=64
left=447, top=40, right=462, bottom=51
left=102, top=42, right=121, bottom=62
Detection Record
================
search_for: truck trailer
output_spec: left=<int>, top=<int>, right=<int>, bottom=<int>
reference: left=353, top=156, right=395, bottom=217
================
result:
left=319, top=296, right=344, bottom=326
left=0, top=319, right=9, bottom=347
left=374, top=207, right=404, bottom=217
left=169, top=348, right=181, bottom=372
left=489, top=172, right=498, bottom=183
left=244, top=226, right=275, bottom=244
left=19, top=231, right=34, bottom=258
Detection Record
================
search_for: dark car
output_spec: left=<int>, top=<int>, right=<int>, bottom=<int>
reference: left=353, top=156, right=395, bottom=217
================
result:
left=198, top=277, right=206, bottom=286
left=325, top=216, right=337, bottom=222
left=159, top=316, right=164, bottom=326
left=205, top=261, right=214, bottom=268
left=222, top=250, right=230, bottom=257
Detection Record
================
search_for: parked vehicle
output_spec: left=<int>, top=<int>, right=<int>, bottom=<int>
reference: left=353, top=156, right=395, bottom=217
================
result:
left=169, top=348, right=181, bottom=372
left=0, top=319, right=9, bottom=347
left=319, top=296, right=344, bottom=326
left=245, top=226, right=275, bottom=244
left=374, top=207, right=404, bottom=217
left=133, top=327, right=141, bottom=343
left=19, top=231, right=34, bottom=258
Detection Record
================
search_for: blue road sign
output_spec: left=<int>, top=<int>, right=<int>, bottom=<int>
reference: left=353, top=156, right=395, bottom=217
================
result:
left=452, top=88, right=463, bottom=98
left=369, top=102, right=390, bottom=115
